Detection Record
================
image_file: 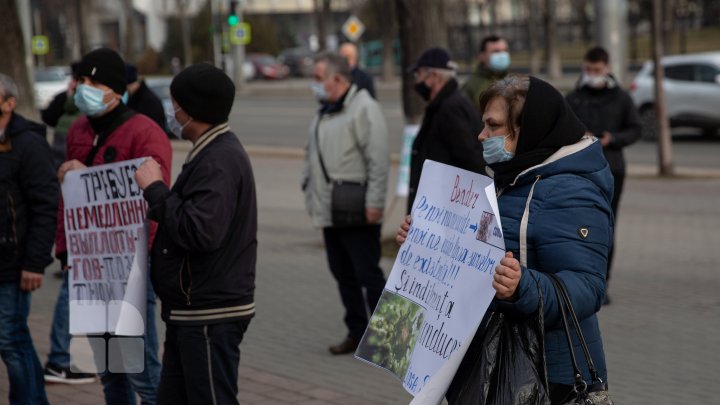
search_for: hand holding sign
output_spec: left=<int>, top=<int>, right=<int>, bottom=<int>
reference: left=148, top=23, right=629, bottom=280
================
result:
left=58, top=159, right=87, bottom=183
left=396, top=215, right=412, bottom=245
left=493, top=251, right=521, bottom=300
left=135, top=158, right=163, bottom=190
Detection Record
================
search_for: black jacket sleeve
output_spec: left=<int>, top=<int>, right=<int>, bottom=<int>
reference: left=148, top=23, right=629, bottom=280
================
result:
left=144, top=160, right=239, bottom=253
left=608, top=91, right=641, bottom=149
left=41, top=92, right=68, bottom=128
left=19, top=135, right=59, bottom=273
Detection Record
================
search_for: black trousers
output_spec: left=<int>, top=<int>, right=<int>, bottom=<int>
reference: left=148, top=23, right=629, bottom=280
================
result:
left=323, top=224, right=387, bottom=341
left=607, top=173, right=625, bottom=282
left=157, top=319, right=250, bottom=405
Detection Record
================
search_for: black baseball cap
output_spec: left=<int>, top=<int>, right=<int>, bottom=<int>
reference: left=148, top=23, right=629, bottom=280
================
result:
left=408, top=47, right=456, bottom=73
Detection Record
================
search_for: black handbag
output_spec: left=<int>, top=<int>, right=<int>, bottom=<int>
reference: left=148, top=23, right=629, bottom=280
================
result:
left=314, top=119, right=367, bottom=227
left=547, top=274, right=613, bottom=405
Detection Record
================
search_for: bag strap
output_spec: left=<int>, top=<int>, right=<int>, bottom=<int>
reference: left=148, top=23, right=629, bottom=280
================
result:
left=519, top=175, right=541, bottom=267
left=85, top=109, right=136, bottom=166
left=550, top=274, right=602, bottom=384
left=548, top=274, right=603, bottom=400
left=314, top=111, right=366, bottom=185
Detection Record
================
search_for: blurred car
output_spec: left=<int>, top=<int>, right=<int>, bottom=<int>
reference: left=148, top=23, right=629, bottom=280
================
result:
left=34, top=66, right=71, bottom=109
left=278, top=47, right=314, bottom=77
left=248, top=53, right=289, bottom=80
left=145, top=76, right=175, bottom=137
left=630, top=52, right=720, bottom=138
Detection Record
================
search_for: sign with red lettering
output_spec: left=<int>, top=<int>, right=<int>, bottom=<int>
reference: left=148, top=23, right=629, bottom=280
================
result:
left=355, top=160, right=505, bottom=403
left=62, top=158, right=149, bottom=335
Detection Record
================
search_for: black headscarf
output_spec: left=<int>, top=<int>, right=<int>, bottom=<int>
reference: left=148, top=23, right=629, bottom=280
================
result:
left=490, top=76, right=586, bottom=189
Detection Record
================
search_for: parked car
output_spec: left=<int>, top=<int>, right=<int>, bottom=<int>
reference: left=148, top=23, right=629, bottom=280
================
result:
left=278, top=47, right=314, bottom=77
left=145, top=76, right=175, bottom=137
left=248, top=53, right=289, bottom=80
left=630, top=52, right=720, bottom=139
left=34, top=66, right=71, bottom=109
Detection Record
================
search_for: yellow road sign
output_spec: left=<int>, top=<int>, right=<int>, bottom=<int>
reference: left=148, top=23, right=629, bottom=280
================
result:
left=230, top=23, right=252, bottom=45
left=342, top=15, right=365, bottom=42
left=32, top=35, right=49, bottom=55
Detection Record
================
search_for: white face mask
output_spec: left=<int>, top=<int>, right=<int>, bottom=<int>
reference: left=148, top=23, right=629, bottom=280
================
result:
left=167, top=107, right=192, bottom=139
left=581, top=73, right=607, bottom=89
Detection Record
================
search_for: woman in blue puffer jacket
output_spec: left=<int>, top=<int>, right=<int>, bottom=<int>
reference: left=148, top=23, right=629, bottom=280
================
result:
left=398, top=75, right=614, bottom=404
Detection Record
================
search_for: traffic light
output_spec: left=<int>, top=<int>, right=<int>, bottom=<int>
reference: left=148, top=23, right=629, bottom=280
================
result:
left=228, top=0, right=239, bottom=26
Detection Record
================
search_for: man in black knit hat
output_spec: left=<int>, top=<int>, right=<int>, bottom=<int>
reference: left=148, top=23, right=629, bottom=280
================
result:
left=52, top=47, right=171, bottom=401
left=135, top=63, right=257, bottom=405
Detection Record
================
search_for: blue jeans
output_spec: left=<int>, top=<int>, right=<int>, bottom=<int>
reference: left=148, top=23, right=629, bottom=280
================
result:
left=48, top=270, right=161, bottom=405
left=0, top=281, right=50, bottom=405
left=47, top=271, right=71, bottom=368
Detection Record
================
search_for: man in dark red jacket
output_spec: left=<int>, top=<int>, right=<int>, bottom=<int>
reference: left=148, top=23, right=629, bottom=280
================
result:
left=48, top=48, right=172, bottom=402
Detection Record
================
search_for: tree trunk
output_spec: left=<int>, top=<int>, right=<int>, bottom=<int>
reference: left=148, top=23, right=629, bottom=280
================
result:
left=314, top=0, right=332, bottom=51
left=122, top=0, right=135, bottom=63
left=662, top=0, right=675, bottom=54
left=178, top=0, right=193, bottom=66
left=0, top=0, right=36, bottom=117
left=651, top=0, right=674, bottom=175
left=371, top=0, right=396, bottom=82
left=527, top=0, right=542, bottom=75
left=395, top=0, right=448, bottom=124
left=544, top=0, right=562, bottom=79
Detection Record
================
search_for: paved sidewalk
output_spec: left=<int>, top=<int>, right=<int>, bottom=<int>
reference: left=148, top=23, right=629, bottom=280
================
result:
left=2, top=145, right=719, bottom=404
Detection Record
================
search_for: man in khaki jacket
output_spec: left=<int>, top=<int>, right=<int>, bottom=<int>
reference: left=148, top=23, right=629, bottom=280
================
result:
left=302, top=52, right=390, bottom=355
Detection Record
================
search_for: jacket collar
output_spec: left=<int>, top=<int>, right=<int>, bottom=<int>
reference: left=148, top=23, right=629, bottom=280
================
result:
left=426, top=78, right=458, bottom=113
left=319, top=84, right=356, bottom=115
left=185, top=122, right=230, bottom=163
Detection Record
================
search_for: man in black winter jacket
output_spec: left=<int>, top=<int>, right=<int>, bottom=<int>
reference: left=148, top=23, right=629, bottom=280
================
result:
left=566, top=46, right=641, bottom=293
left=407, top=47, right=485, bottom=213
left=0, top=73, right=58, bottom=404
left=126, top=64, right=168, bottom=135
left=135, top=63, right=257, bottom=405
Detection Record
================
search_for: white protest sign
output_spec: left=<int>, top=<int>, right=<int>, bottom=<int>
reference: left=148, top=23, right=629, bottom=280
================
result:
left=355, top=160, right=505, bottom=403
left=62, top=158, right=149, bottom=336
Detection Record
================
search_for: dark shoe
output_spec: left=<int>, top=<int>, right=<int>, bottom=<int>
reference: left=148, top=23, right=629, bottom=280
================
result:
left=44, top=363, right=96, bottom=384
left=328, top=337, right=359, bottom=355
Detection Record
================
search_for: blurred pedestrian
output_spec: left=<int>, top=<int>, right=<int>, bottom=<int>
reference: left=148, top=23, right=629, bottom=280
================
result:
left=398, top=75, right=614, bottom=404
left=566, top=46, right=641, bottom=303
left=126, top=64, right=168, bottom=134
left=52, top=48, right=171, bottom=402
left=135, top=63, right=257, bottom=405
left=40, top=62, right=81, bottom=169
left=339, top=42, right=376, bottom=98
left=0, top=72, right=57, bottom=405
left=302, top=52, right=390, bottom=355
left=461, top=35, right=511, bottom=111
left=407, top=47, right=484, bottom=213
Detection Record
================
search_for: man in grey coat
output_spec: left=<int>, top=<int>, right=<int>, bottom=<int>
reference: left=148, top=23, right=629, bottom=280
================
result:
left=302, top=52, right=390, bottom=355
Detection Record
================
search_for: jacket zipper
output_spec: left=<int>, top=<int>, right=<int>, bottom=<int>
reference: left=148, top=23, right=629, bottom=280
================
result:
left=179, top=255, right=192, bottom=306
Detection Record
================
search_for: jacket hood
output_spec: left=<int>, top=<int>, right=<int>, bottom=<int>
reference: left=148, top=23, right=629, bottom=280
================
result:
left=512, top=136, right=614, bottom=202
left=7, top=113, right=47, bottom=139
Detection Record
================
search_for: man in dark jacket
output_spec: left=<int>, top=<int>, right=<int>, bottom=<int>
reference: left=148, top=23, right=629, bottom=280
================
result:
left=41, top=62, right=81, bottom=169
left=135, top=63, right=257, bottom=405
left=339, top=42, right=376, bottom=98
left=566, top=46, right=641, bottom=295
left=0, top=73, right=57, bottom=405
left=126, top=64, right=168, bottom=134
left=407, top=47, right=484, bottom=213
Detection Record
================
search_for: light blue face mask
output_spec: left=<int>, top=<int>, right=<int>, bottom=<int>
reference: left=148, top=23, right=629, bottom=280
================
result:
left=166, top=107, right=192, bottom=139
left=121, top=91, right=129, bottom=105
left=311, top=82, right=328, bottom=102
left=482, top=135, right=515, bottom=164
left=489, top=51, right=511, bottom=72
left=74, top=84, right=112, bottom=117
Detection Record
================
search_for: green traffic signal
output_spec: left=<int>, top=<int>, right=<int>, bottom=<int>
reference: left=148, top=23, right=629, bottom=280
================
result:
left=228, top=14, right=239, bottom=26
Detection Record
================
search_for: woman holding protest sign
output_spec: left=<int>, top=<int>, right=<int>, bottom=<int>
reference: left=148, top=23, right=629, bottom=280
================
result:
left=397, top=75, right=614, bottom=404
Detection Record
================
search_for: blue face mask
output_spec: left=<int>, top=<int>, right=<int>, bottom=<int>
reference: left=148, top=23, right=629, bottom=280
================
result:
left=488, top=52, right=511, bottom=72
left=311, top=82, right=328, bottom=103
left=166, top=107, right=192, bottom=139
left=74, top=84, right=112, bottom=117
left=482, top=135, right=515, bottom=164
left=121, top=91, right=129, bottom=105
